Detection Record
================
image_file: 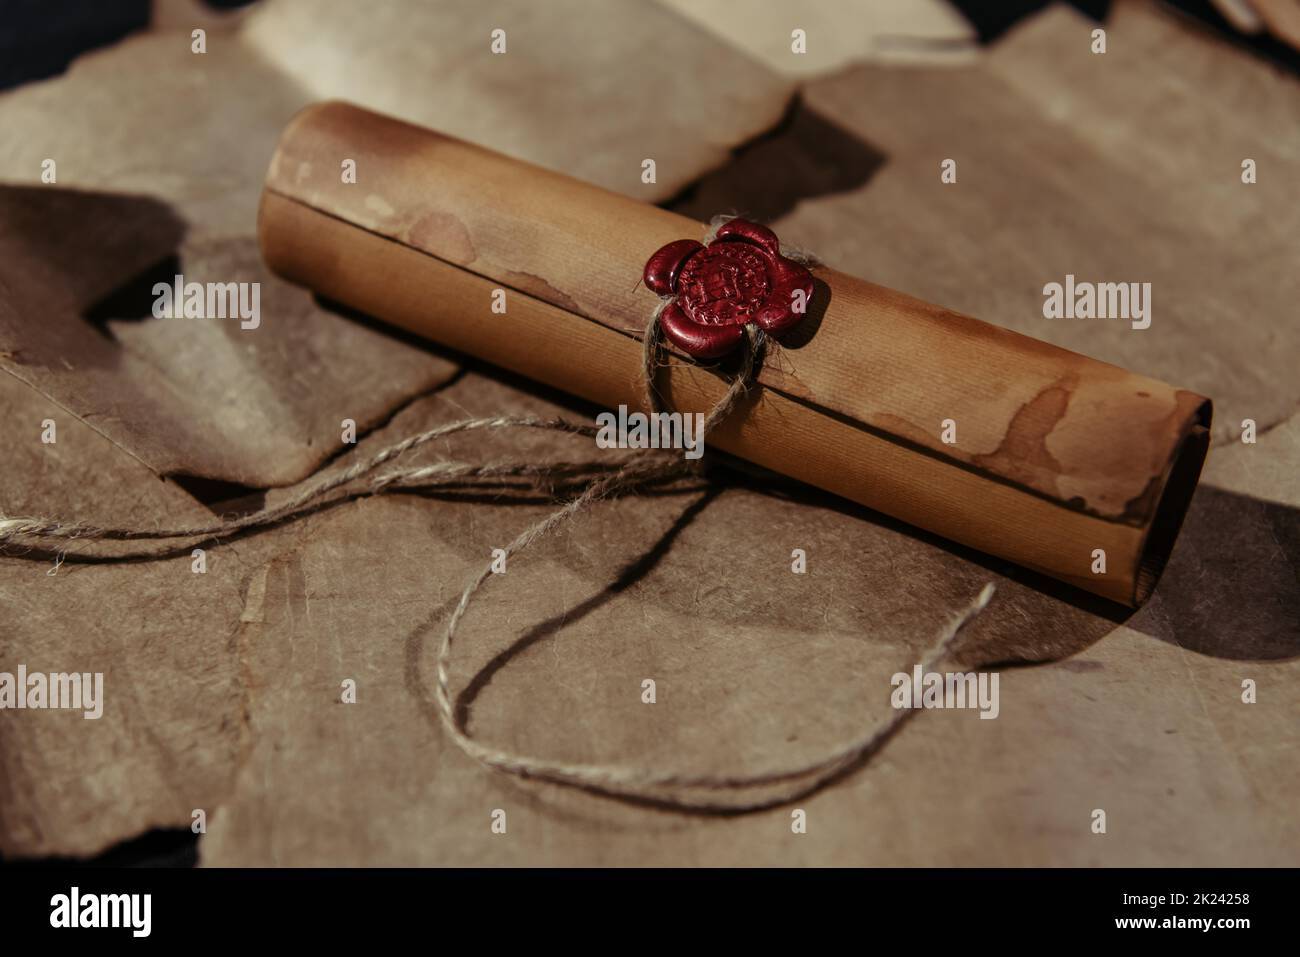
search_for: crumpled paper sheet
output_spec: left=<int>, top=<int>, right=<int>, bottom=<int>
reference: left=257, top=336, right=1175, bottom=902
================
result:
left=0, top=187, right=457, bottom=488
left=2, top=0, right=1297, bottom=865
left=241, top=0, right=796, bottom=202
left=773, top=0, right=1300, bottom=441
left=0, top=0, right=795, bottom=238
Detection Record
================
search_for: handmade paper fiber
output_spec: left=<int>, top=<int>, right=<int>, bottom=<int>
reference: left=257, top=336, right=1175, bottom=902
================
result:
left=258, top=101, right=1211, bottom=606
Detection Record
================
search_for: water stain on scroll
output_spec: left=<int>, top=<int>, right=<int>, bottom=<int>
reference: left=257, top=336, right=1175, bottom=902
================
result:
left=970, top=377, right=1073, bottom=495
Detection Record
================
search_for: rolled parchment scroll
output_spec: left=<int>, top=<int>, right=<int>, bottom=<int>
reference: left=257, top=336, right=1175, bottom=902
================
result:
left=258, top=101, right=1211, bottom=607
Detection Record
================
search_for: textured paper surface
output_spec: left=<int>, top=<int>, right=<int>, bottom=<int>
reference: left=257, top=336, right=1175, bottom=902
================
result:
left=3, top=362, right=1295, bottom=864
left=776, top=2, right=1300, bottom=442
left=656, top=0, right=979, bottom=74
left=1, top=0, right=1296, bottom=865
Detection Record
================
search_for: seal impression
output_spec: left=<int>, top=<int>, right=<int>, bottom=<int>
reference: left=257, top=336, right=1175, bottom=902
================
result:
left=643, top=219, right=815, bottom=359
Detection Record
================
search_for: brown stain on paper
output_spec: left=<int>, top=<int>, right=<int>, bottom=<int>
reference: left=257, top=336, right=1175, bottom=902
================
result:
left=505, top=270, right=584, bottom=315
left=872, top=411, right=946, bottom=453
left=875, top=379, right=1075, bottom=503
left=398, top=210, right=585, bottom=318
left=971, top=379, right=1072, bottom=499
left=406, top=211, right=478, bottom=266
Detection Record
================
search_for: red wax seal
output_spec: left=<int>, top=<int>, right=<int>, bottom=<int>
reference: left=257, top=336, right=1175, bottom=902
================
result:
left=643, top=219, right=815, bottom=359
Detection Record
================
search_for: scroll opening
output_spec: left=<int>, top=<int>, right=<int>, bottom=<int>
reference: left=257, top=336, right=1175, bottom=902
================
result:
left=1133, top=401, right=1212, bottom=606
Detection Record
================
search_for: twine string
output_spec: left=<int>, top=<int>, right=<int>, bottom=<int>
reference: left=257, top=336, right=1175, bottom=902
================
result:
left=0, top=219, right=994, bottom=813
left=431, top=313, right=992, bottom=810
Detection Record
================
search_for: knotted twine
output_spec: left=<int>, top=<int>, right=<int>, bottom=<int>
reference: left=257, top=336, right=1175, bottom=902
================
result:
left=0, top=219, right=994, bottom=813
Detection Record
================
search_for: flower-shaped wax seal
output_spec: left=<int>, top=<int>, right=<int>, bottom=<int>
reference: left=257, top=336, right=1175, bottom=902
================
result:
left=643, top=219, right=815, bottom=359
